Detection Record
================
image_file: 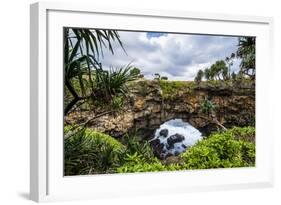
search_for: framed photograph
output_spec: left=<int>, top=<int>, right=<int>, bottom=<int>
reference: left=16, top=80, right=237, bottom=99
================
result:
left=30, top=2, right=274, bottom=202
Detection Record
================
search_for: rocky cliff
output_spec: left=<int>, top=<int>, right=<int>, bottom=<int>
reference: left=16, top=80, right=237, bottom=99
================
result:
left=66, top=79, right=255, bottom=138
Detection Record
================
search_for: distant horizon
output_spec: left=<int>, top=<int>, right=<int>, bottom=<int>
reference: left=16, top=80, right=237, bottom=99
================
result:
left=98, top=30, right=242, bottom=81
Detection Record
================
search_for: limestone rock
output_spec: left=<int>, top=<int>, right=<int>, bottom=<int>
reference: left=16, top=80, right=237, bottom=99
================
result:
left=65, top=80, right=255, bottom=138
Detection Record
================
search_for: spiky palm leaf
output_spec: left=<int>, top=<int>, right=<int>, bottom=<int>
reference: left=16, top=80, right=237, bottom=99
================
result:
left=94, top=64, right=138, bottom=101
left=237, top=37, right=255, bottom=78
left=64, top=28, right=126, bottom=115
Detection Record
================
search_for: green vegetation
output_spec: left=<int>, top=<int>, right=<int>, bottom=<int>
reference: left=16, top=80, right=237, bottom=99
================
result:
left=200, top=97, right=217, bottom=116
left=93, top=65, right=138, bottom=102
left=194, top=69, right=204, bottom=83
left=237, top=37, right=255, bottom=79
left=206, top=60, right=228, bottom=81
left=64, top=127, right=125, bottom=175
left=225, top=53, right=236, bottom=79
left=129, top=67, right=141, bottom=76
left=159, top=80, right=196, bottom=99
left=180, top=127, right=255, bottom=169
left=137, top=81, right=149, bottom=97
left=117, top=158, right=181, bottom=173
left=154, top=73, right=168, bottom=81
left=121, top=133, right=155, bottom=161
left=63, top=28, right=138, bottom=115
left=224, top=126, right=255, bottom=143
left=129, top=67, right=144, bottom=79
left=65, top=126, right=255, bottom=175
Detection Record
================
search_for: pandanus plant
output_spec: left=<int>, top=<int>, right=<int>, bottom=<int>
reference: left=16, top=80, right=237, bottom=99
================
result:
left=236, top=37, right=255, bottom=79
left=200, top=97, right=227, bottom=131
left=64, top=28, right=136, bottom=115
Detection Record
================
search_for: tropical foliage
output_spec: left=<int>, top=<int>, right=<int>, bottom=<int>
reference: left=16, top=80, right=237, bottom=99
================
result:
left=93, top=65, right=138, bottom=102
left=200, top=97, right=217, bottom=116
left=180, top=128, right=255, bottom=169
left=237, top=37, right=256, bottom=79
left=64, top=28, right=138, bottom=115
left=194, top=69, right=204, bottom=83
left=64, top=127, right=125, bottom=175
left=64, top=126, right=255, bottom=174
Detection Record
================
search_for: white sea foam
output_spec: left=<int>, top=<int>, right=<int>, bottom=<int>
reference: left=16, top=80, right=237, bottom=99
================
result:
left=153, top=119, right=203, bottom=156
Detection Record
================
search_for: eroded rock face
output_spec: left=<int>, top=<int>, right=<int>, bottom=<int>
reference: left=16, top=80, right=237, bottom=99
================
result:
left=65, top=80, right=255, bottom=137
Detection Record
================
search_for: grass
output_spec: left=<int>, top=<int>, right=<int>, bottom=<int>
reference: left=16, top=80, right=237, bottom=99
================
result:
left=159, top=80, right=196, bottom=100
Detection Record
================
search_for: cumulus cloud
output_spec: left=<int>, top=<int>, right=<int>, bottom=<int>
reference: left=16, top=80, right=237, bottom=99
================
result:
left=98, top=31, right=240, bottom=80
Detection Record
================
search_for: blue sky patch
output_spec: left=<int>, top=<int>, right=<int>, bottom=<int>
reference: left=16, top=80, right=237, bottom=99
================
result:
left=146, top=32, right=167, bottom=39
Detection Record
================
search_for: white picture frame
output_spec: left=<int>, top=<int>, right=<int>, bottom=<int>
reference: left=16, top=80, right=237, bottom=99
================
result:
left=30, top=1, right=274, bottom=202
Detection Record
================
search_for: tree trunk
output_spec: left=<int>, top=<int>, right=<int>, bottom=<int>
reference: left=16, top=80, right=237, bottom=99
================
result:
left=64, top=79, right=81, bottom=115
left=64, top=97, right=81, bottom=116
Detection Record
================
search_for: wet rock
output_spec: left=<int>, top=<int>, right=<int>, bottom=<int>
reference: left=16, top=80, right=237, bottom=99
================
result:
left=150, top=138, right=160, bottom=147
left=166, top=144, right=174, bottom=150
left=159, top=129, right=168, bottom=137
left=167, top=133, right=185, bottom=146
left=154, top=143, right=164, bottom=156
left=150, top=139, right=165, bottom=158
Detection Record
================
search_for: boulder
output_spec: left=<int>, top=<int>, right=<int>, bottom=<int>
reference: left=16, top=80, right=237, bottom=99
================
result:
left=150, top=139, right=165, bottom=158
left=167, top=133, right=185, bottom=146
left=159, top=129, right=168, bottom=137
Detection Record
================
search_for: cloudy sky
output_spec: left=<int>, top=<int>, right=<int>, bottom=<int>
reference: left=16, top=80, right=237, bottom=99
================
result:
left=98, top=31, right=241, bottom=81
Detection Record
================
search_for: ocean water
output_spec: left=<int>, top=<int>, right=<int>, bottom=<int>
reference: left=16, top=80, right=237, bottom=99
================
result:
left=152, top=119, right=203, bottom=157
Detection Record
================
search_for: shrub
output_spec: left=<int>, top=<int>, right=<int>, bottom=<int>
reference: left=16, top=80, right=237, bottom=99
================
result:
left=64, top=127, right=125, bottom=175
left=117, top=161, right=176, bottom=173
left=120, top=133, right=155, bottom=162
left=129, top=67, right=141, bottom=76
left=110, top=95, right=125, bottom=110
left=224, top=126, right=255, bottom=143
left=200, top=97, right=217, bottom=115
left=94, top=65, right=138, bottom=102
left=181, top=127, right=255, bottom=169
left=138, top=81, right=149, bottom=97
left=116, top=153, right=181, bottom=173
left=160, top=76, right=168, bottom=80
